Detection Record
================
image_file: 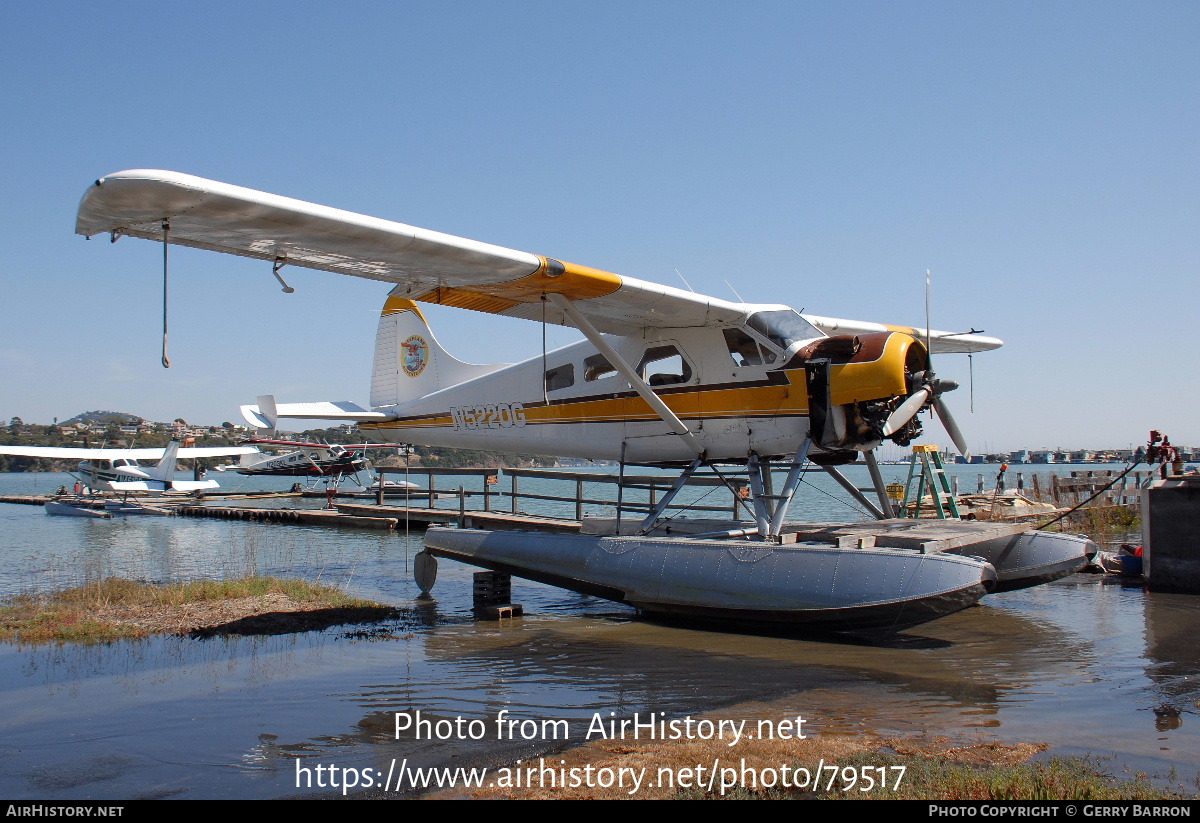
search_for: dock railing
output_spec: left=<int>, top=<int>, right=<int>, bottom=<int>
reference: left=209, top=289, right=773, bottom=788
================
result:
left=376, top=466, right=750, bottom=521
left=1020, top=469, right=1156, bottom=508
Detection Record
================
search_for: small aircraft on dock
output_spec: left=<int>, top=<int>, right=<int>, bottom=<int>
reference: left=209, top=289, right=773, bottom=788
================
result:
left=73, top=169, right=1093, bottom=631
left=232, top=436, right=392, bottom=480
left=0, top=439, right=259, bottom=493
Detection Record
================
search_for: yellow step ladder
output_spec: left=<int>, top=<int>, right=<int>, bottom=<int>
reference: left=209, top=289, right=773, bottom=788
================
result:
left=903, top=445, right=960, bottom=518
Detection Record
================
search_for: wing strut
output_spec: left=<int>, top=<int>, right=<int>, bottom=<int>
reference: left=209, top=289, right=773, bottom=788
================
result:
left=546, top=293, right=704, bottom=456
left=161, top=219, right=170, bottom=368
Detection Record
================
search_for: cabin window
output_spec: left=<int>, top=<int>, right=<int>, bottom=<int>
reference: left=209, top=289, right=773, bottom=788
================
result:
left=746, top=310, right=822, bottom=352
left=544, top=363, right=575, bottom=392
left=584, top=353, right=617, bottom=382
left=638, top=345, right=692, bottom=387
left=722, top=328, right=777, bottom=367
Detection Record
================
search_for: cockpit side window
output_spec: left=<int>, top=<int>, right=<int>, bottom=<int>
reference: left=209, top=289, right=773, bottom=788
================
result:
left=722, top=328, right=777, bottom=367
left=544, top=363, right=575, bottom=392
left=638, top=345, right=692, bottom=387
left=584, top=353, right=617, bottom=382
left=746, top=310, right=823, bottom=352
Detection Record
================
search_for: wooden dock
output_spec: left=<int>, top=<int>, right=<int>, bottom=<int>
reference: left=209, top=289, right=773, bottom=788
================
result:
left=333, top=503, right=581, bottom=533
left=175, top=505, right=398, bottom=530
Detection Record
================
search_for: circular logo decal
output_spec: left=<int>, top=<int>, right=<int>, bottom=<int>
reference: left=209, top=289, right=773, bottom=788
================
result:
left=402, top=335, right=430, bottom=377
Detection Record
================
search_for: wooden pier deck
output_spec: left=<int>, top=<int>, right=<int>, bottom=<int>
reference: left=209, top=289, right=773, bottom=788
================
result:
left=175, top=505, right=398, bottom=530
left=333, top=503, right=581, bottom=533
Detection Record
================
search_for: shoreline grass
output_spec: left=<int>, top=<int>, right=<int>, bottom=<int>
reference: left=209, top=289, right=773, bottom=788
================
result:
left=0, top=576, right=386, bottom=644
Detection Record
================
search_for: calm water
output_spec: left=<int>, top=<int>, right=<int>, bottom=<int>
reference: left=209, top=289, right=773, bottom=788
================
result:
left=1, top=466, right=1196, bottom=800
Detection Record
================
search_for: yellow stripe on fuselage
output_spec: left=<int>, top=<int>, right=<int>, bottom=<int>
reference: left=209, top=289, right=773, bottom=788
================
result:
left=360, top=333, right=913, bottom=432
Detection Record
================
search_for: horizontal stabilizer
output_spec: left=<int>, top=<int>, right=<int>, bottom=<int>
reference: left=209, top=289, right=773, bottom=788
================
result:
left=240, top=400, right=391, bottom=429
left=166, top=480, right=221, bottom=492
left=108, top=479, right=220, bottom=492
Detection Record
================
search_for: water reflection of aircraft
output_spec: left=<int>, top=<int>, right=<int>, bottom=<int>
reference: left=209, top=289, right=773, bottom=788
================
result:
left=74, top=170, right=1092, bottom=631
left=0, top=440, right=258, bottom=492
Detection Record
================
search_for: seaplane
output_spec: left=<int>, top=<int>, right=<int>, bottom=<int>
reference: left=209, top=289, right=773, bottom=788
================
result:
left=72, top=169, right=1094, bottom=631
left=233, top=439, right=370, bottom=478
left=0, top=439, right=259, bottom=493
left=229, top=398, right=400, bottom=485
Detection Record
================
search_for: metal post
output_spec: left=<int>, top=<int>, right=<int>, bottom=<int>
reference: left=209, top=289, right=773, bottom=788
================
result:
left=458, top=485, right=466, bottom=528
left=616, top=442, right=627, bottom=525
left=575, top=479, right=583, bottom=522
left=820, top=463, right=888, bottom=520
left=746, top=453, right=772, bottom=536
left=767, top=437, right=814, bottom=537
left=863, top=448, right=895, bottom=519
left=511, top=473, right=519, bottom=514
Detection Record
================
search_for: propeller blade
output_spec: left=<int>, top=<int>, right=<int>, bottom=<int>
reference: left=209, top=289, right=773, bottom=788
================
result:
left=883, top=387, right=932, bottom=436
left=933, top=395, right=969, bottom=458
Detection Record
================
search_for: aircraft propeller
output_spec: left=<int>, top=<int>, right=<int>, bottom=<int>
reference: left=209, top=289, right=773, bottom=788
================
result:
left=880, top=271, right=972, bottom=458
left=881, top=368, right=968, bottom=457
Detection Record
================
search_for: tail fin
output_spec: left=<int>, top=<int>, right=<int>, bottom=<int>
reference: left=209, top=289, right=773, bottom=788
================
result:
left=370, top=289, right=508, bottom=408
left=145, top=438, right=219, bottom=490
left=255, top=395, right=279, bottom=432
left=147, top=439, right=183, bottom=483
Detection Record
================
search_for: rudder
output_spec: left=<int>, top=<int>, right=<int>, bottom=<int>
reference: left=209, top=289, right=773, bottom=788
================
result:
left=370, top=289, right=507, bottom=408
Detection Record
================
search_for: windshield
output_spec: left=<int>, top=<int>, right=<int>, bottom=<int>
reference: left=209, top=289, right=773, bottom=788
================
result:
left=746, top=310, right=823, bottom=351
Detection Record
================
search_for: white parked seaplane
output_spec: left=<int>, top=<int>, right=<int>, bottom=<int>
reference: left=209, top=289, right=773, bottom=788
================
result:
left=73, top=170, right=1093, bottom=631
left=0, top=439, right=259, bottom=493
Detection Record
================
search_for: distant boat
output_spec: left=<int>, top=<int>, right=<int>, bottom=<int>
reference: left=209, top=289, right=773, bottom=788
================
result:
left=103, top=500, right=175, bottom=516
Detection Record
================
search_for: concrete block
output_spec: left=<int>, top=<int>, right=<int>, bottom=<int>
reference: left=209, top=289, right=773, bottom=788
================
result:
left=1143, top=476, right=1200, bottom=594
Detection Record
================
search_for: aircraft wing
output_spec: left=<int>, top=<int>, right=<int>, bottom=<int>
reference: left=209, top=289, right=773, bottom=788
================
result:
left=0, top=445, right=260, bottom=459
left=76, top=170, right=745, bottom=336
left=803, top=315, right=1003, bottom=354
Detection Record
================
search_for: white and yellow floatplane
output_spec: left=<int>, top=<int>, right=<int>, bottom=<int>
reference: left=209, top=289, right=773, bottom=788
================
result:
left=72, top=170, right=1094, bottom=632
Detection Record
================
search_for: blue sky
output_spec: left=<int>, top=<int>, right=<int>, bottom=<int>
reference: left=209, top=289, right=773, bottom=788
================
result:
left=1, top=1, right=1195, bottom=453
